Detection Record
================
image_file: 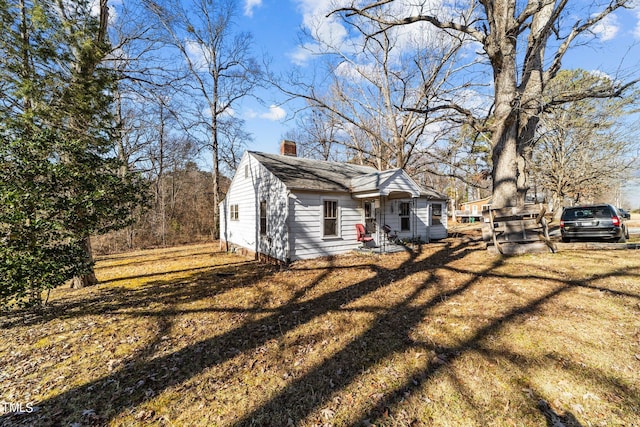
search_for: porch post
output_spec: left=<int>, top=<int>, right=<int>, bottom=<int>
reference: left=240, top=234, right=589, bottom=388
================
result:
left=412, top=197, right=417, bottom=243
left=381, top=197, right=386, bottom=253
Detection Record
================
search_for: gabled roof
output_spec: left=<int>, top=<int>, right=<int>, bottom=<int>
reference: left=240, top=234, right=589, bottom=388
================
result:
left=248, top=151, right=447, bottom=199
left=249, top=151, right=376, bottom=192
left=350, top=169, right=404, bottom=192
left=461, top=196, right=492, bottom=206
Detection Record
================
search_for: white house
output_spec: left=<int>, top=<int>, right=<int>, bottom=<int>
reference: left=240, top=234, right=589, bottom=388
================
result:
left=219, top=141, right=448, bottom=263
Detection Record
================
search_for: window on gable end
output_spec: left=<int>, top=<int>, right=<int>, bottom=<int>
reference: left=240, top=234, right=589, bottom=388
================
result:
left=259, top=200, right=267, bottom=235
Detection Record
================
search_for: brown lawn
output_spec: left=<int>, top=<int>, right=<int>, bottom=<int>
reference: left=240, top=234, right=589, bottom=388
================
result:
left=1, top=240, right=639, bottom=426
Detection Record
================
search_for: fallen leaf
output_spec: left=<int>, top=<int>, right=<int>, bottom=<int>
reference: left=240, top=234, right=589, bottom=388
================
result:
left=571, top=403, right=585, bottom=415
left=135, top=409, right=155, bottom=420
left=321, top=407, right=335, bottom=420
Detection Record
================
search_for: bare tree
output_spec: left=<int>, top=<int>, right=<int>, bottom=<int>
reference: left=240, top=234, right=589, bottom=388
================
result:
left=284, top=108, right=345, bottom=161
left=218, top=116, right=252, bottom=173
left=336, top=0, right=640, bottom=207
left=275, top=1, right=469, bottom=171
left=143, top=0, right=262, bottom=238
left=532, top=69, right=639, bottom=216
left=108, top=0, right=179, bottom=173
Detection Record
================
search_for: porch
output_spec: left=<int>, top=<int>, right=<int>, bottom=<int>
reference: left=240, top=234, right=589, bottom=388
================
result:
left=354, top=190, right=429, bottom=248
left=355, top=241, right=411, bottom=255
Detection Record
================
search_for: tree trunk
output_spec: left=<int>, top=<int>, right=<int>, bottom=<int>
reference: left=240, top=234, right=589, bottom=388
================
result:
left=68, top=0, right=106, bottom=290
left=512, top=0, right=551, bottom=206
left=70, top=237, right=98, bottom=288
left=213, top=135, right=220, bottom=240
left=491, top=123, right=519, bottom=208
left=212, top=84, right=220, bottom=239
left=486, top=0, right=519, bottom=209
left=551, top=193, right=564, bottom=221
left=515, top=115, right=539, bottom=206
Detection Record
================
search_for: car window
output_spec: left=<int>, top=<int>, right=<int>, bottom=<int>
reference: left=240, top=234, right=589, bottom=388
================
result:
left=594, top=207, right=612, bottom=219
left=563, top=207, right=613, bottom=220
left=563, top=209, right=592, bottom=219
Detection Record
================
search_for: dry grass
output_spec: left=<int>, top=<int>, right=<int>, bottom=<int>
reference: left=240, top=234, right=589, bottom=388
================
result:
left=1, top=241, right=639, bottom=426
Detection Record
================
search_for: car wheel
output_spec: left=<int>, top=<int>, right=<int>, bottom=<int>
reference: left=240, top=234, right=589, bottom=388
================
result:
left=625, top=226, right=630, bottom=240
left=618, top=234, right=627, bottom=243
left=561, top=236, right=570, bottom=243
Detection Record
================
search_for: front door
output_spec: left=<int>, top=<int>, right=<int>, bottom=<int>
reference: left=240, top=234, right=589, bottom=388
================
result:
left=364, top=201, right=376, bottom=233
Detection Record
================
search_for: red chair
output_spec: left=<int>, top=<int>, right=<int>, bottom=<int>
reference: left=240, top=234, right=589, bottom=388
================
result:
left=356, top=223, right=374, bottom=244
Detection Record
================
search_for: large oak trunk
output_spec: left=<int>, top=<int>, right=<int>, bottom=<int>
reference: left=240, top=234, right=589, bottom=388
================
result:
left=491, top=123, right=519, bottom=209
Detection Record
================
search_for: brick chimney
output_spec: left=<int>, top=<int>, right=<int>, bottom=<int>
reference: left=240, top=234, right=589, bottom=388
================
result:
left=280, top=140, right=297, bottom=157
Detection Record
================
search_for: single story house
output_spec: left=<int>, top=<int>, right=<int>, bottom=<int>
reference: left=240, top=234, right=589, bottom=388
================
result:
left=219, top=141, right=448, bottom=263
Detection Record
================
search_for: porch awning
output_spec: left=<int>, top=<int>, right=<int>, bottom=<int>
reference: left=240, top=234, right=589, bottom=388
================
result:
left=351, top=190, right=417, bottom=199
left=350, top=169, right=421, bottom=199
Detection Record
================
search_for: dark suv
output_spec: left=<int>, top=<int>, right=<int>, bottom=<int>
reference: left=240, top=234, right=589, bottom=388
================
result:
left=560, top=204, right=629, bottom=243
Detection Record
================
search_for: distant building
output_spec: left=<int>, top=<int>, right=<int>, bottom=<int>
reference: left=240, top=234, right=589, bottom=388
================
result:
left=457, top=196, right=492, bottom=223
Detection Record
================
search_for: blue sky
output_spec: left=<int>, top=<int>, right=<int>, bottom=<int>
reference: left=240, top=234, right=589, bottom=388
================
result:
left=231, top=0, right=640, bottom=206
left=234, top=0, right=640, bottom=152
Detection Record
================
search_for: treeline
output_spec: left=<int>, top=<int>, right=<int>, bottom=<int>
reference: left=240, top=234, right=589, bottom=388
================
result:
left=93, top=166, right=229, bottom=255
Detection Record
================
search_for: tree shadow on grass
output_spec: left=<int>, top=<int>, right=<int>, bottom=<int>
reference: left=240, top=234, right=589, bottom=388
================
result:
left=0, top=243, right=444, bottom=425
left=1, top=242, right=639, bottom=426
left=0, top=256, right=262, bottom=329
left=96, top=249, right=221, bottom=268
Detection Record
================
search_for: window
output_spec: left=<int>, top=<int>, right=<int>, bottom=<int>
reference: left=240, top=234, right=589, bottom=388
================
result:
left=432, top=203, right=442, bottom=225
left=259, top=201, right=267, bottom=235
left=364, top=201, right=376, bottom=232
left=364, top=201, right=373, bottom=219
left=400, top=202, right=410, bottom=231
left=323, top=200, right=338, bottom=237
left=230, top=204, right=239, bottom=221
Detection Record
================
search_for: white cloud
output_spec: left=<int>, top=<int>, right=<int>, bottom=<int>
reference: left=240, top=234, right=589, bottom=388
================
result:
left=244, top=0, right=262, bottom=17
left=261, top=105, right=286, bottom=121
left=592, top=13, right=620, bottom=41
left=589, top=69, right=611, bottom=79
left=245, top=105, right=286, bottom=121
left=290, top=0, right=352, bottom=65
left=290, top=0, right=453, bottom=66
left=90, top=0, right=120, bottom=24
left=288, top=41, right=336, bottom=66
left=185, top=40, right=209, bottom=71
left=635, top=10, right=640, bottom=39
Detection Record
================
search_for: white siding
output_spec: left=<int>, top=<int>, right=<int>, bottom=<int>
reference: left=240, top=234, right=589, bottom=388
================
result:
left=415, top=198, right=430, bottom=242
left=288, top=191, right=363, bottom=260
left=377, top=198, right=429, bottom=242
left=429, top=201, right=448, bottom=239
left=374, top=198, right=448, bottom=242
left=220, top=153, right=289, bottom=261
left=379, top=172, right=420, bottom=197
